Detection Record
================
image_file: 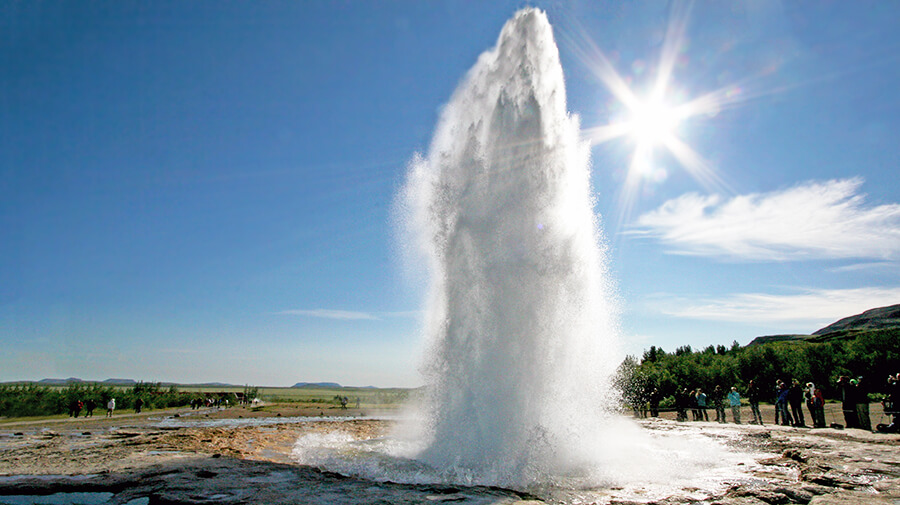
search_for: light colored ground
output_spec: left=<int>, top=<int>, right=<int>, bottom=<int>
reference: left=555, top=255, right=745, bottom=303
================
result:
left=0, top=403, right=897, bottom=504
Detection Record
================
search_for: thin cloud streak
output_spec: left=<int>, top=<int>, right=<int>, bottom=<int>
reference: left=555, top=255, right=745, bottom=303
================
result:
left=829, top=261, right=898, bottom=273
left=275, top=309, right=379, bottom=321
left=273, top=309, right=422, bottom=321
left=660, top=287, right=900, bottom=327
left=627, top=178, right=900, bottom=260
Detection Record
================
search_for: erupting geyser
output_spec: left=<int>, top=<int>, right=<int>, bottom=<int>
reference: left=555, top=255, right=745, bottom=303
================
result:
left=401, top=8, right=620, bottom=486
left=294, top=9, right=750, bottom=498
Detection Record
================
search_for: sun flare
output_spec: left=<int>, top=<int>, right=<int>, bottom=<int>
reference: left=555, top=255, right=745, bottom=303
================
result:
left=624, top=97, right=682, bottom=148
left=566, top=4, right=743, bottom=225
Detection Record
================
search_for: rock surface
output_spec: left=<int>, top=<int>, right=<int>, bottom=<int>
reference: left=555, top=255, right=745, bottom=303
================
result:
left=1, top=406, right=898, bottom=504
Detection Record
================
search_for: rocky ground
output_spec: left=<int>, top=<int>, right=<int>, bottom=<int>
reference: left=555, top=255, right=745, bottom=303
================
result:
left=0, top=403, right=897, bottom=504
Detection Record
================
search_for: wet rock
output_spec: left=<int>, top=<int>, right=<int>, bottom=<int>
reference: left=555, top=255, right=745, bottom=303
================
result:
left=733, top=489, right=792, bottom=504
left=710, top=498, right=771, bottom=505
left=797, top=484, right=832, bottom=496
left=772, top=486, right=813, bottom=503
left=808, top=491, right=895, bottom=504
left=782, top=449, right=808, bottom=463
left=872, top=476, right=900, bottom=492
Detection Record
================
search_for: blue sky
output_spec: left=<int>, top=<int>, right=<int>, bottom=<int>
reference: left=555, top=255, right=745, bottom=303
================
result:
left=2, top=1, right=899, bottom=387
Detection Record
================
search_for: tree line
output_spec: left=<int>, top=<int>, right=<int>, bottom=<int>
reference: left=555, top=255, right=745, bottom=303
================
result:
left=617, top=327, right=899, bottom=410
left=0, top=382, right=239, bottom=418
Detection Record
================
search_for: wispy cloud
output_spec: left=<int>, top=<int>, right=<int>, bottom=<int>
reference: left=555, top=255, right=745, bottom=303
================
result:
left=659, top=287, right=900, bottom=327
left=273, top=309, right=422, bottom=321
left=275, top=309, right=379, bottom=321
left=828, top=261, right=898, bottom=273
left=627, top=178, right=900, bottom=260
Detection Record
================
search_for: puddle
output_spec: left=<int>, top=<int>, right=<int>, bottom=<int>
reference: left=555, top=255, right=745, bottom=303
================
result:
left=0, top=493, right=150, bottom=505
left=0, top=492, right=114, bottom=505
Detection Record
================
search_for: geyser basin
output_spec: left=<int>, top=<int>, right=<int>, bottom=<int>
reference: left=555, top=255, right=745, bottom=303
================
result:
left=295, top=7, right=760, bottom=501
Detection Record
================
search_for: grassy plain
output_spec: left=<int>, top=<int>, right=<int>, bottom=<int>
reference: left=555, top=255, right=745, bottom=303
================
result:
left=142, top=384, right=413, bottom=409
left=0, top=382, right=415, bottom=423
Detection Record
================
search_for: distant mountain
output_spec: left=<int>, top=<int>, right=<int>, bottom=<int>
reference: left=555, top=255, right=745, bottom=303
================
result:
left=291, top=382, right=342, bottom=389
left=102, top=378, right=137, bottom=385
left=37, top=377, right=83, bottom=385
left=747, top=303, right=900, bottom=346
left=812, top=304, right=900, bottom=335
left=744, top=334, right=810, bottom=346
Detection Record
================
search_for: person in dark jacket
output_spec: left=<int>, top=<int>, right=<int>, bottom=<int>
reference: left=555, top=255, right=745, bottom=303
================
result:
left=675, top=388, right=688, bottom=422
left=690, top=389, right=700, bottom=421
left=854, top=377, right=871, bottom=431
left=788, top=379, right=806, bottom=427
left=775, top=380, right=792, bottom=426
left=712, top=385, right=726, bottom=423
left=649, top=388, right=661, bottom=418
left=84, top=399, right=96, bottom=417
left=747, top=380, right=763, bottom=425
left=877, top=373, right=899, bottom=433
left=838, top=376, right=859, bottom=429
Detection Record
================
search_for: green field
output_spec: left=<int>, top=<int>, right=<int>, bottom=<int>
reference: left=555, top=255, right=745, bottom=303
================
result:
left=0, top=381, right=416, bottom=420
left=177, top=385, right=414, bottom=408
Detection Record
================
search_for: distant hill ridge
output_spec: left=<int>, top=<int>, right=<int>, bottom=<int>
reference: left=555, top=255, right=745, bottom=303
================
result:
left=7, top=379, right=375, bottom=389
left=812, top=304, right=900, bottom=335
left=19, top=378, right=238, bottom=387
left=747, top=303, right=900, bottom=346
left=291, top=382, right=342, bottom=389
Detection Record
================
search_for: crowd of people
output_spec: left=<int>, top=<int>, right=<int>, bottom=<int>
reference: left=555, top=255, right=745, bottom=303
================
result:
left=669, top=386, right=743, bottom=424
left=64, top=395, right=235, bottom=419
left=189, top=397, right=229, bottom=410
left=635, top=372, right=899, bottom=433
left=66, top=398, right=118, bottom=418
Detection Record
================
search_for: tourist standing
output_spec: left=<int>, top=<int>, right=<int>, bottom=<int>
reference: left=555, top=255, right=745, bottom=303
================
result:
left=880, top=373, right=899, bottom=432
left=789, top=379, right=806, bottom=427
left=134, top=397, right=143, bottom=414
left=805, top=383, right=826, bottom=428
left=838, top=376, right=858, bottom=429
left=696, top=389, right=709, bottom=421
left=747, top=380, right=763, bottom=425
left=85, top=399, right=96, bottom=417
left=712, top=385, right=726, bottom=423
left=676, top=388, right=688, bottom=422
left=106, top=398, right=116, bottom=417
left=805, top=383, right=818, bottom=428
left=775, top=381, right=792, bottom=426
left=649, top=388, right=660, bottom=418
left=813, top=383, right=826, bottom=428
left=690, top=389, right=700, bottom=421
left=69, top=399, right=80, bottom=418
left=854, top=378, right=871, bottom=431
left=727, top=387, right=741, bottom=424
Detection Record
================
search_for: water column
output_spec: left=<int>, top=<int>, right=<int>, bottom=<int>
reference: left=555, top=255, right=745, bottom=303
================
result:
left=402, top=8, right=620, bottom=486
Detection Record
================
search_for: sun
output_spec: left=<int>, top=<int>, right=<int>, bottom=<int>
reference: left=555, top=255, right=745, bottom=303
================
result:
left=568, top=3, right=743, bottom=224
left=624, top=96, right=683, bottom=149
